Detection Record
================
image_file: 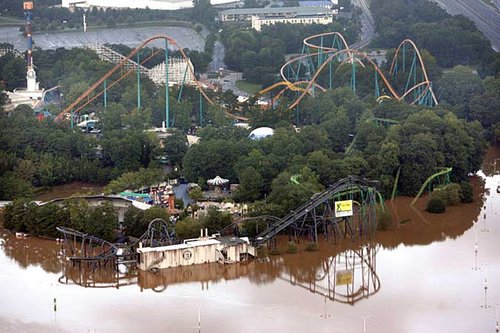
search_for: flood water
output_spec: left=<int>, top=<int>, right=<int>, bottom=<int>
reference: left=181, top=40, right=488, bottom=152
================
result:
left=1, top=146, right=499, bottom=333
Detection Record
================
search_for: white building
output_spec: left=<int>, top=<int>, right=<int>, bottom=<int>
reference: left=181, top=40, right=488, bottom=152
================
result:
left=251, top=13, right=333, bottom=31
left=137, top=232, right=256, bottom=270
left=219, top=6, right=334, bottom=31
left=62, top=0, right=236, bottom=10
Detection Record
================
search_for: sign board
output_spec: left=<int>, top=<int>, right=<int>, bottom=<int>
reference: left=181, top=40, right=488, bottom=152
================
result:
left=334, top=199, right=353, bottom=217
left=336, top=269, right=354, bottom=285
left=23, top=2, right=33, bottom=10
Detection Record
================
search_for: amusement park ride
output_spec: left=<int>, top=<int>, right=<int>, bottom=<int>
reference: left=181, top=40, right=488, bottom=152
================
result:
left=51, top=31, right=439, bottom=127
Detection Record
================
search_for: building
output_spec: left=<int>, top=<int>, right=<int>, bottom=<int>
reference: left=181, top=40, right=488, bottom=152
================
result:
left=219, top=6, right=334, bottom=31
left=137, top=231, right=256, bottom=270
left=298, top=0, right=337, bottom=8
left=61, top=0, right=236, bottom=10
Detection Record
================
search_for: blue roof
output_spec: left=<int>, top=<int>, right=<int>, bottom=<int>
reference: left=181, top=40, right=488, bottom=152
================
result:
left=299, top=0, right=332, bottom=5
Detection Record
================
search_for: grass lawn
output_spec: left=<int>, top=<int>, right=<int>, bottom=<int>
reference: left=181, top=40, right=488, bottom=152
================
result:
left=235, top=80, right=261, bottom=94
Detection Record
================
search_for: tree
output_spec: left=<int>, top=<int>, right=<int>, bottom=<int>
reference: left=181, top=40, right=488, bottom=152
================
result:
left=202, top=206, right=231, bottom=234
left=235, top=166, right=263, bottom=202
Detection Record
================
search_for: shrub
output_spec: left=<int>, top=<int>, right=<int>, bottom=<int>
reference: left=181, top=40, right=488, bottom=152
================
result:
left=426, top=198, right=446, bottom=214
left=305, top=242, right=318, bottom=251
left=460, top=181, right=474, bottom=203
left=376, top=206, right=393, bottom=231
left=430, top=183, right=461, bottom=206
left=286, top=241, right=298, bottom=254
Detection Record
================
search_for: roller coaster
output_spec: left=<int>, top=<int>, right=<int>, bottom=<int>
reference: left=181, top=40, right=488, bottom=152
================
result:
left=54, top=35, right=233, bottom=126
left=260, top=32, right=438, bottom=111
left=54, top=32, right=438, bottom=127
left=253, top=177, right=384, bottom=247
left=56, top=218, right=173, bottom=270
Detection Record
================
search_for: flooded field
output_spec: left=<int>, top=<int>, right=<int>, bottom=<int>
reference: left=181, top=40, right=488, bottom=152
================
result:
left=0, top=26, right=205, bottom=51
left=1, top=145, right=499, bottom=333
left=34, top=182, right=104, bottom=202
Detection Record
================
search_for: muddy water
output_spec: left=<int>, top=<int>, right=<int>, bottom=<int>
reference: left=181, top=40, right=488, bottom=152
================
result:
left=34, top=182, right=104, bottom=202
left=1, top=147, right=499, bottom=333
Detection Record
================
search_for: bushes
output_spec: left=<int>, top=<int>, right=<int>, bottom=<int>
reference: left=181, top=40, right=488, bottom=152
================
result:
left=376, top=206, right=393, bottom=231
left=460, top=181, right=474, bottom=203
left=286, top=241, right=298, bottom=254
left=3, top=199, right=118, bottom=241
left=430, top=183, right=462, bottom=206
left=426, top=197, right=446, bottom=214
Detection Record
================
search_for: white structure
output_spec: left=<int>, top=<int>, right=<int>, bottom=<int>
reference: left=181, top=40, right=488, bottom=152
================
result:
left=249, top=127, right=274, bottom=140
left=148, top=58, right=196, bottom=86
left=85, top=43, right=195, bottom=86
left=220, top=6, right=334, bottom=29
left=62, top=0, right=236, bottom=10
left=251, top=12, right=333, bottom=31
left=137, top=231, right=256, bottom=271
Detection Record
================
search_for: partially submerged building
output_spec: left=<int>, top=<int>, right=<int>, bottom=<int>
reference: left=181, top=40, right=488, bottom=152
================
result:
left=137, top=231, right=256, bottom=271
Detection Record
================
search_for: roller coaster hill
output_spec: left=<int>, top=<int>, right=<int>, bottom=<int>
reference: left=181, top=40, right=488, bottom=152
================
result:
left=258, top=32, right=438, bottom=111
left=52, top=32, right=437, bottom=127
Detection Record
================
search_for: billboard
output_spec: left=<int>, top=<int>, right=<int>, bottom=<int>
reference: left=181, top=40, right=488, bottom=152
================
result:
left=334, top=199, right=353, bottom=217
left=336, top=269, right=354, bottom=285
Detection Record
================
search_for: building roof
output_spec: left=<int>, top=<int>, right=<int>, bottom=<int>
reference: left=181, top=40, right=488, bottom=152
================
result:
left=220, top=6, right=331, bottom=15
left=298, top=0, right=332, bottom=6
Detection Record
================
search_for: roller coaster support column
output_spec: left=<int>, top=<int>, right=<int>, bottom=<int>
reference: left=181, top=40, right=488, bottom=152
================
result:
left=199, top=90, right=203, bottom=127
left=103, top=80, right=107, bottom=108
left=137, top=53, right=141, bottom=110
left=165, top=39, right=170, bottom=128
left=351, top=61, right=356, bottom=94
left=70, top=110, right=74, bottom=128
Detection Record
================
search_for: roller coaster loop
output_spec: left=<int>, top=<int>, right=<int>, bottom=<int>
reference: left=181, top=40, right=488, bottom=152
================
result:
left=260, top=32, right=438, bottom=111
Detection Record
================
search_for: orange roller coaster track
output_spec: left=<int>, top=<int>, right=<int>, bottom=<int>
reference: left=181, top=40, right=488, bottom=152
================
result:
left=56, top=35, right=215, bottom=123
left=261, top=32, right=438, bottom=110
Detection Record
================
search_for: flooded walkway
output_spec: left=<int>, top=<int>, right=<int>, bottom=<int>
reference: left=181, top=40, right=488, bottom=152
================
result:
left=0, top=146, right=499, bottom=332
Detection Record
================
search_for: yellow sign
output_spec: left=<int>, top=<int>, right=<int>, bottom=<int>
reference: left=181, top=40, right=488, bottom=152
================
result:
left=23, top=2, right=33, bottom=10
left=336, top=269, right=353, bottom=285
left=334, top=199, right=353, bottom=217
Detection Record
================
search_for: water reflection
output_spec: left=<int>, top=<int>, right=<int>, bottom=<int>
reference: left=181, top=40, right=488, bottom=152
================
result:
left=278, top=244, right=380, bottom=305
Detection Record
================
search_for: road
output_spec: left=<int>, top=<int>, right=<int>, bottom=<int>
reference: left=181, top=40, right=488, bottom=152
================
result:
left=431, top=0, right=500, bottom=51
left=208, top=40, right=226, bottom=72
left=351, top=0, right=375, bottom=48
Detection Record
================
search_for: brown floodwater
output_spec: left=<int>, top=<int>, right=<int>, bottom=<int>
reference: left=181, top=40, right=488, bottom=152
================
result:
left=34, top=182, right=104, bottom=202
left=1, top=146, right=500, bottom=333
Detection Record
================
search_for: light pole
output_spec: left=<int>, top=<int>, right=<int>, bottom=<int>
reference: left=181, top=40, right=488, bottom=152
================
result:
left=362, top=315, right=371, bottom=332
left=473, top=227, right=480, bottom=271
left=481, top=264, right=491, bottom=309
left=320, top=294, right=331, bottom=319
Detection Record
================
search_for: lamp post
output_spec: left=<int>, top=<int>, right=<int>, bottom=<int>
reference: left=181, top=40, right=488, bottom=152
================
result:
left=362, top=315, right=371, bottom=332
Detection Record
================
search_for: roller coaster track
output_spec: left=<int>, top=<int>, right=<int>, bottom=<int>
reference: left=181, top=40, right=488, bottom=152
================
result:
left=253, top=176, right=383, bottom=246
left=261, top=32, right=438, bottom=111
left=410, top=167, right=452, bottom=206
left=56, top=218, right=174, bottom=269
left=56, top=35, right=215, bottom=122
left=0, top=48, right=24, bottom=58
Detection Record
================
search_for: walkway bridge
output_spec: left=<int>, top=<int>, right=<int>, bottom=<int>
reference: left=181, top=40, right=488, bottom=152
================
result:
left=253, top=177, right=384, bottom=247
